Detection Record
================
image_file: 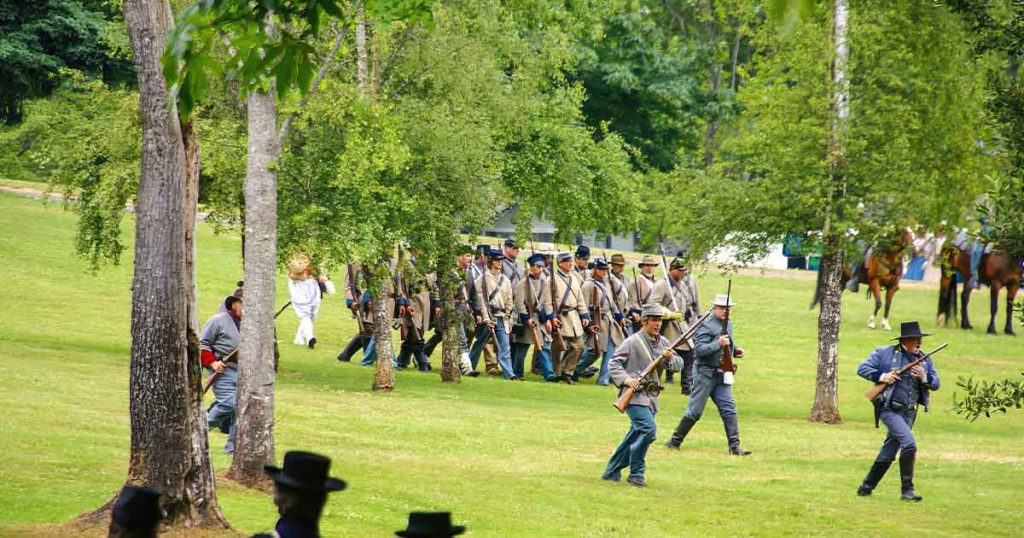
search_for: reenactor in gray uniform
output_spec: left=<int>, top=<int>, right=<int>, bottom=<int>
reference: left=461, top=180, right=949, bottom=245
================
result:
left=855, top=321, right=940, bottom=502
left=550, top=252, right=591, bottom=383
left=575, top=259, right=628, bottom=385
left=468, top=244, right=500, bottom=375
left=514, top=253, right=558, bottom=381
left=626, top=255, right=659, bottom=330
left=501, top=238, right=522, bottom=286
left=396, top=253, right=439, bottom=372
left=200, top=295, right=242, bottom=455
left=602, top=304, right=684, bottom=487
left=470, top=249, right=518, bottom=379
left=650, top=257, right=695, bottom=391
left=337, top=262, right=375, bottom=362
left=665, top=293, right=751, bottom=455
left=572, top=245, right=591, bottom=283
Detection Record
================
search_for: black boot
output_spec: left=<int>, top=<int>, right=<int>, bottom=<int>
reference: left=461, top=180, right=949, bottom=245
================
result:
left=857, top=460, right=892, bottom=496
left=900, top=450, right=922, bottom=502
left=665, top=416, right=697, bottom=449
left=723, top=414, right=751, bottom=455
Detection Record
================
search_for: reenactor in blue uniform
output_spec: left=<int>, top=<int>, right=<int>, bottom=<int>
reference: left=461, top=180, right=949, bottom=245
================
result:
left=664, top=293, right=751, bottom=455
left=855, top=321, right=940, bottom=502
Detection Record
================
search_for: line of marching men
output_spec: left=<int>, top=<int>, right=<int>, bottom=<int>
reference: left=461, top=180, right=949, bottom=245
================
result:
left=335, top=240, right=703, bottom=390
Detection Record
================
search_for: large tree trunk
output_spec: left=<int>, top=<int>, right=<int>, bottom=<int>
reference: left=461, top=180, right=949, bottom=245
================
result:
left=110, top=0, right=226, bottom=527
left=809, top=0, right=849, bottom=424
left=370, top=263, right=396, bottom=391
left=228, top=86, right=278, bottom=488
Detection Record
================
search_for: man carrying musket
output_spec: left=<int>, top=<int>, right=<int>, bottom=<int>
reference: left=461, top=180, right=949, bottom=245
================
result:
left=602, top=304, right=683, bottom=488
left=513, top=253, right=558, bottom=381
left=200, top=295, right=242, bottom=455
left=664, top=293, right=751, bottom=455
left=550, top=251, right=590, bottom=384
left=855, top=321, right=940, bottom=502
left=470, top=249, right=517, bottom=379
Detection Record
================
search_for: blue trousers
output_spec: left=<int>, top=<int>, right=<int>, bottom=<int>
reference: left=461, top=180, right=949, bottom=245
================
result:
left=469, top=320, right=515, bottom=379
left=683, top=367, right=740, bottom=449
left=512, top=341, right=555, bottom=380
left=574, top=332, right=616, bottom=385
left=206, top=366, right=237, bottom=454
left=359, top=337, right=397, bottom=367
left=604, top=404, right=657, bottom=480
left=877, top=408, right=918, bottom=461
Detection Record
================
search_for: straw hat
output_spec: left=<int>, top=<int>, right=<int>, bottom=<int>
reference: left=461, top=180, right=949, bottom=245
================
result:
left=288, top=253, right=311, bottom=280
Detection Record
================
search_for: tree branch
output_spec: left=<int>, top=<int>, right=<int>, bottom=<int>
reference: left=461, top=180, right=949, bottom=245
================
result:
left=277, top=23, right=346, bottom=147
left=662, top=0, right=687, bottom=37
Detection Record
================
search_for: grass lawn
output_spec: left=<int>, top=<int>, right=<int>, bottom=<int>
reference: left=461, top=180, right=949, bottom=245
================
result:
left=0, top=191, right=1021, bottom=537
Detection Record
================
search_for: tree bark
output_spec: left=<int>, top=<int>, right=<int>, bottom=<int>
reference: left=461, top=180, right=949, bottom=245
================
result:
left=227, top=85, right=279, bottom=488
left=370, top=263, right=396, bottom=391
left=809, top=0, right=849, bottom=424
left=437, top=265, right=461, bottom=383
left=810, top=234, right=843, bottom=423
left=113, top=0, right=226, bottom=527
left=356, top=5, right=368, bottom=94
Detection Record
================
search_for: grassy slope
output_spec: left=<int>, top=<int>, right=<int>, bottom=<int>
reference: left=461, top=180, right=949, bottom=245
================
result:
left=0, top=192, right=1021, bottom=537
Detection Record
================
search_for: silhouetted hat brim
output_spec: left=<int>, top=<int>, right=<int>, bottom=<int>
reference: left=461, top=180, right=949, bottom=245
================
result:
left=396, top=526, right=466, bottom=537
left=263, top=465, right=347, bottom=493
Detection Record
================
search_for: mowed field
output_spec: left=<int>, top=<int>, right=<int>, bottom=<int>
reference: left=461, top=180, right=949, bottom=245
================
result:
left=0, top=191, right=1021, bottom=537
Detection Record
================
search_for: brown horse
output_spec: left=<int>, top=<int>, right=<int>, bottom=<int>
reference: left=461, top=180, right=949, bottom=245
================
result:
left=937, top=246, right=1022, bottom=334
left=865, top=230, right=913, bottom=331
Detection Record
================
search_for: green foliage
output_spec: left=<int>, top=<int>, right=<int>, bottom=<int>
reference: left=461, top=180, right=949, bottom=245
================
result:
left=673, top=1, right=992, bottom=263
left=4, top=70, right=139, bottom=268
left=0, top=0, right=134, bottom=124
left=954, top=373, right=1024, bottom=421
left=977, top=173, right=1024, bottom=261
left=164, top=0, right=433, bottom=118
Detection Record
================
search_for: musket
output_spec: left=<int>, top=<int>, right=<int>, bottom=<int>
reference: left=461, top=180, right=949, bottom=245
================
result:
left=202, top=348, right=239, bottom=395
left=526, top=276, right=544, bottom=351
left=346, top=263, right=368, bottom=334
left=719, top=279, right=736, bottom=374
left=613, top=310, right=712, bottom=413
left=865, top=343, right=947, bottom=401
left=549, top=269, right=567, bottom=359
left=478, top=263, right=500, bottom=344
left=605, top=271, right=629, bottom=337
left=630, top=266, right=642, bottom=331
left=274, top=301, right=292, bottom=319
left=590, top=282, right=605, bottom=358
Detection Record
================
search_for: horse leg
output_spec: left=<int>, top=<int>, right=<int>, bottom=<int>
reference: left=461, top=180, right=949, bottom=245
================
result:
left=960, top=281, right=973, bottom=330
left=868, top=280, right=881, bottom=329
left=882, top=285, right=896, bottom=331
left=937, top=275, right=949, bottom=328
left=987, top=282, right=1001, bottom=335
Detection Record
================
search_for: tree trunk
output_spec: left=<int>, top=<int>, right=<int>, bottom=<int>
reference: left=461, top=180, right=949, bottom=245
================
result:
left=227, top=86, right=278, bottom=488
left=809, top=0, right=849, bottom=424
left=112, top=0, right=226, bottom=527
left=355, top=5, right=368, bottom=94
left=810, top=235, right=843, bottom=423
left=370, top=263, right=395, bottom=391
left=437, top=266, right=462, bottom=383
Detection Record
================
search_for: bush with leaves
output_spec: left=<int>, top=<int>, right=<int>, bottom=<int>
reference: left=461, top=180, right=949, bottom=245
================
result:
left=953, top=373, right=1024, bottom=421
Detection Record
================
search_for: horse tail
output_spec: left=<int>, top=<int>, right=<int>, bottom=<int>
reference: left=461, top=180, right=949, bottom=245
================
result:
left=810, top=268, right=823, bottom=309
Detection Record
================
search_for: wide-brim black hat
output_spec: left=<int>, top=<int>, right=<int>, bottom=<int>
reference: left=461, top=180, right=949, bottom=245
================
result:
left=264, top=451, right=347, bottom=493
left=892, top=321, right=930, bottom=340
left=396, top=512, right=466, bottom=537
left=112, top=485, right=166, bottom=530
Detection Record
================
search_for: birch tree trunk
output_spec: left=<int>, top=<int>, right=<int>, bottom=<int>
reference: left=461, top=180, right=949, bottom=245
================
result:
left=437, top=265, right=462, bottom=383
left=370, top=263, right=396, bottom=391
left=228, top=85, right=279, bottom=488
left=355, top=5, right=368, bottom=94
left=104, top=0, right=226, bottom=527
left=809, top=0, right=849, bottom=424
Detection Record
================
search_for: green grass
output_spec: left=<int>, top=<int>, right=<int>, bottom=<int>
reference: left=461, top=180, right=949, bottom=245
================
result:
left=0, top=191, right=1021, bottom=537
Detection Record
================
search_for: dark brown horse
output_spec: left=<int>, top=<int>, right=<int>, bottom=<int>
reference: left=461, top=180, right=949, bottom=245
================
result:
left=937, top=246, right=1022, bottom=334
left=809, top=230, right=912, bottom=331
left=865, top=230, right=913, bottom=331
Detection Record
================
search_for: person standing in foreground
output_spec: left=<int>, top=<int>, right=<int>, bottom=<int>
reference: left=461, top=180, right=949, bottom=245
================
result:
left=200, top=295, right=242, bottom=455
left=603, top=304, right=684, bottom=487
left=855, top=321, right=940, bottom=502
left=254, top=451, right=347, bottom=538
left=664, top=293, right=751, bottom=455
